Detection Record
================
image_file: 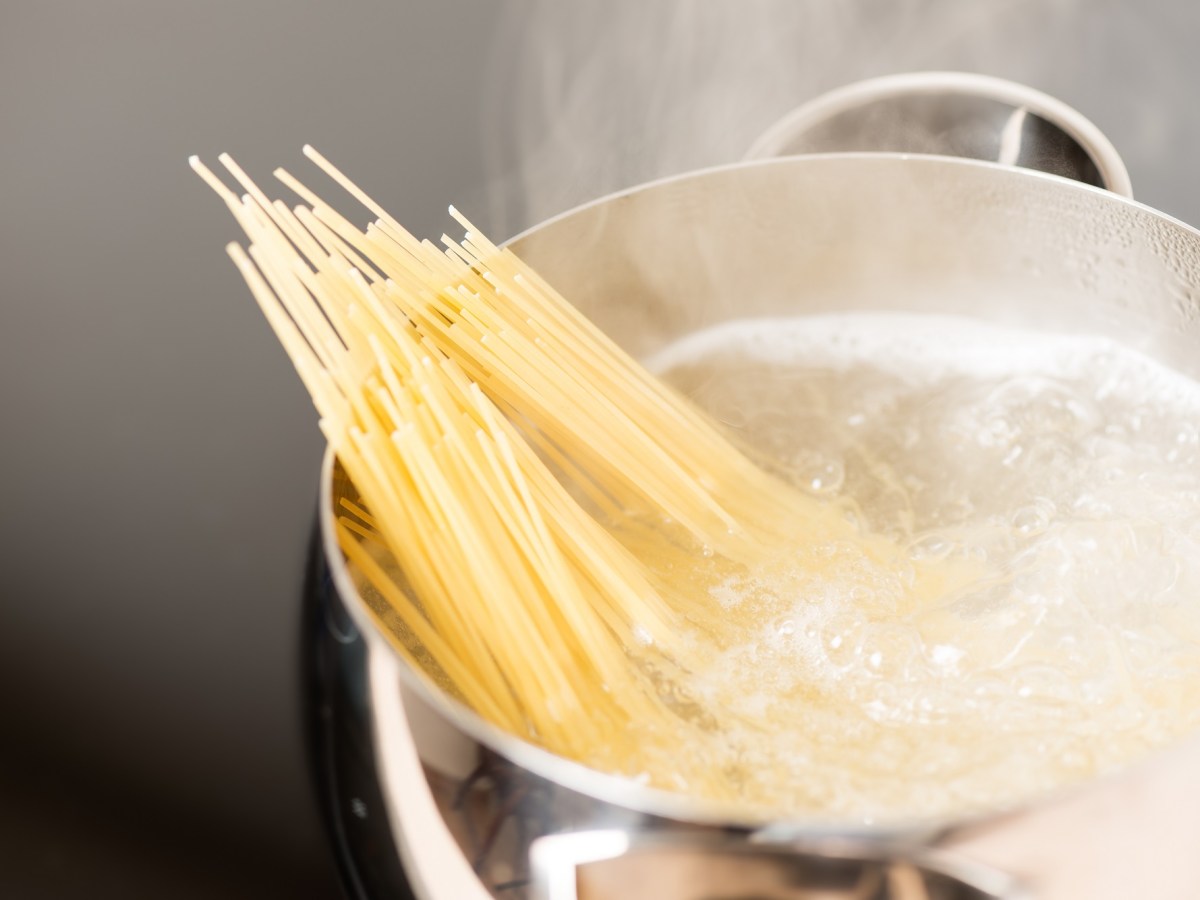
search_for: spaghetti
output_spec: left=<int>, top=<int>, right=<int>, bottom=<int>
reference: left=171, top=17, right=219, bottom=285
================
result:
left=192, top=150, right=972, bottom=796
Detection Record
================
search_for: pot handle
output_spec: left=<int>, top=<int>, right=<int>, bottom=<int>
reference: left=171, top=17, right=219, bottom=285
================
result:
left=745, top=71, right=1133, bottom=199
left=528, top=829, right=1029, bottom=900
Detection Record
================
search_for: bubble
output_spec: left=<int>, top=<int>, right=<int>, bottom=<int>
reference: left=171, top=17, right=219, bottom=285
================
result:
left=848, top=584, right=873, bottom=604
left=807, top=459, right=845, bottom=494
left=820, top=611, right=865, bottom=668
left=908, top=532, right=952, bottom=562
left=912, top=687, right=955, bottom=725
left=860, top=625, right=920, bottom=679
left=985, top=375, right=1100, bottom=440
left=1011, top=501, right=1054, bottom=537
left=1022, top=437, right=1074, bottom=475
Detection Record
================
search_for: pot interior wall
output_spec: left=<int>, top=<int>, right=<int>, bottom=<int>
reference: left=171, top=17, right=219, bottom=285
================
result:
left=508, top=155, right=1200, bottom=377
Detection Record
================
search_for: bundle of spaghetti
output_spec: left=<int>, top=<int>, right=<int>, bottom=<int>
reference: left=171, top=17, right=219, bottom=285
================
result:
left=195, top=146, right=1004, bottom=795
left=256, top=146, right=859, bottom=564
left=192, top=155, right=717, bottom=767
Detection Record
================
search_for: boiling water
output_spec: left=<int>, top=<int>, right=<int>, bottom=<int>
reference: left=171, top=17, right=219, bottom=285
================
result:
left=628, top=312, right=1200, bottom=822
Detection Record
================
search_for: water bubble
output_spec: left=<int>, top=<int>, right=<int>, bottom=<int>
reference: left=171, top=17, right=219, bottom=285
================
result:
left=1023, top=437, right=1073, bottom=475
left=913, top=688, right=953, bottom=725
left=705, top=385, right=749, bottom=428
left=908, top=533, right=952, bottom=562
left=820, top=612, right=865, bottom=668
left=860, top=626, right=919, bottom=679
left=849, top=584, right=873, bottom=605
left=985, top=375, right=1100, bottom=440
left=788, top=451, right=846, bottom=495
left=808, top=459, right=845, bottom=494
left=1011, top=501, right=1053, bottom=538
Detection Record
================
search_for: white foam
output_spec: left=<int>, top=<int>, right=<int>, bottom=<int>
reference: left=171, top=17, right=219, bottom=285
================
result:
left=647, top=313, right=1200, bottom=411
left=632, top=312, right=1200, bottom=821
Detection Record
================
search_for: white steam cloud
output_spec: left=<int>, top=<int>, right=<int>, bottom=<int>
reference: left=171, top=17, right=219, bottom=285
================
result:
left=480, top=0, right=1171, bottom=236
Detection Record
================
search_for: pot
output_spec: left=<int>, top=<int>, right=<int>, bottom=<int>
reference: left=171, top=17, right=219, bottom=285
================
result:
left=306, top=78, right=1200, bottom=900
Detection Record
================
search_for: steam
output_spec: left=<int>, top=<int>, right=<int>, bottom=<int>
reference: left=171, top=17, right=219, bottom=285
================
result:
left=481, top=0, right=1104, bottom=236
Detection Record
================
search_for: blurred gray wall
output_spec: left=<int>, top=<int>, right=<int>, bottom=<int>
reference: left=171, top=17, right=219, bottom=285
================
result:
left=0, top=2, right=500, bottom=896
left=3, top=1, right=1200, bottom=897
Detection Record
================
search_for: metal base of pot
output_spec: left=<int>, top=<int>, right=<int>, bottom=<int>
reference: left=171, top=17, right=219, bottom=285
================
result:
left=305, top=523, right=417, bottom=900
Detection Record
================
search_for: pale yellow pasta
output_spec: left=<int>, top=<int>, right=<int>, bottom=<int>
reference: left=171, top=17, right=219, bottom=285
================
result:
left=192, top=150, right=964, bottom=791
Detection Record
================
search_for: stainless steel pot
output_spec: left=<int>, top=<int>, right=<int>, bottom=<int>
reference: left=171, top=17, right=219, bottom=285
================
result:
left=308, top=78, right=1200, bottom=900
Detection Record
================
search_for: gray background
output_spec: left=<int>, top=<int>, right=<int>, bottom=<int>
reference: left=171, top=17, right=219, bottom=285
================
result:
left=2, top=1, right=1199, bottom=897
